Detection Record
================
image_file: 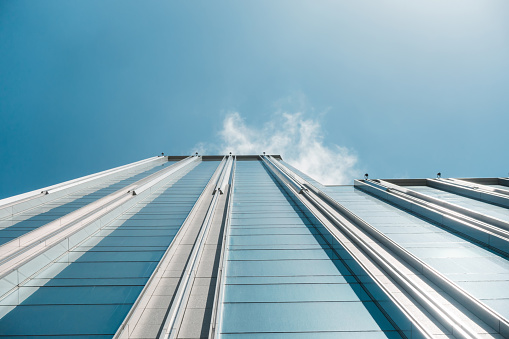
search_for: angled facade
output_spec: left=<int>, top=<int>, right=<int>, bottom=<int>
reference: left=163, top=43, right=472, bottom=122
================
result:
left=0, top=154, right=509, bottom=338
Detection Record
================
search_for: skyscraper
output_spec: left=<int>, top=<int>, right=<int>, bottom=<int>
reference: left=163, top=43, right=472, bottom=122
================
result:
left=0, top=155, right=508, bottom=338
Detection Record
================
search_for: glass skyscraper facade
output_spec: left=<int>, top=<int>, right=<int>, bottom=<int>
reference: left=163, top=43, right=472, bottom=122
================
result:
left=0, top=155, right=508, bottom=338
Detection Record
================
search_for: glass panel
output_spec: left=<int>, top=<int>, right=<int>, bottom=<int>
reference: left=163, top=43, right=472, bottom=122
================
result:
left=325, top=185, right=509, bottom=320
left=218, top=161, right=401, bottom=338
left=0, top=161, right=177, bottom=245
left=0, top=161, right=220, bottom=337
left=408, top=185, right=509, bottom=223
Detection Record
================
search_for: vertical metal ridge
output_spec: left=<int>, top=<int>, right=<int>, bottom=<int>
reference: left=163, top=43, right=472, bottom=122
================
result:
left=259, top=156, right=424, bottom=338
left=353, top=179, right=509, bottom=337
left=113, top=157, right=223, bottom=339
left=0, top=157, right=201, bottom=303
left=0, top=156, right=200, bottom=265
left=214, top=155, right=233, bottom=195
left=208, top=156, right=236, bottom=339
left=358, top=179, right=509, bottom=253
left=113, top=157, right=229, bottom=339
left=0, top=156, right=165, bottom=218
left=447, top=178, right=509, bottom=197
left=260, top=156, right=500, bottom=339
left=160, top=156, right=232, bottom=339
left=376, top=179, right=509, bottom=232
left=129, top=156, right=198, bottom=195
left=428, top=178, right=509, bottom=209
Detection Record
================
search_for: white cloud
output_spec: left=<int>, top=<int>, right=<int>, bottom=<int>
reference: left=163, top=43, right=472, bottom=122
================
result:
left=191, top=142, right=208, bottom=156
left=214, top=111, right=361, bottom=185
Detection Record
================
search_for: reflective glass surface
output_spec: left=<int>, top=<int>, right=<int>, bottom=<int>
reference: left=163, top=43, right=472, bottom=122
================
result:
left=218, top=161, right=401, bottom=338
left=326, top=185, right=509, bottom=320
left=0, top=161, right=176, bottom=245
left=0, top=161, right=219, bottom=337
left=408, top=185, right=509, bottom=223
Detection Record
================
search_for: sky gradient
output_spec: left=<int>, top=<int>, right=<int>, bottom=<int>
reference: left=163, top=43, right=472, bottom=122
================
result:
left=1, top=0, right=508, bottom=198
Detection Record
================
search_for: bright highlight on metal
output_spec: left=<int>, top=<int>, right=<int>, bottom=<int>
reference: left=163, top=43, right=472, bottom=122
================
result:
left=0, top=154, right=508, bottom=338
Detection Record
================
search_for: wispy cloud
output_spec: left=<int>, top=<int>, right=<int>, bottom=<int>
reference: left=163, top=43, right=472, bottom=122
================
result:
left=194, top=110, right=361, bottom=185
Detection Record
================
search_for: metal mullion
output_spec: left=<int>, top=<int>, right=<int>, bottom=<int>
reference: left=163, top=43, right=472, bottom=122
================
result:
left=274, top=160, right=509, bottom=338
left=0, top=156, right=165, bottom=217
left=113, top=157, right=225, bottom=339
left=361, top=179, right=509, bottom=253
left=448, top=178, right=509, bottom=197
left=0, top=162, right=198, bottom=315
left=428, top=178, right=509, bottom=209
left=376, top=179, right=509, bottom=233
left=161, top=157, right=229, bottom=338
left=0, top=157, right=201, bottom=297
left=208, top=156, right=236, bottom=339
left=262, top=158, right=505, bottom=339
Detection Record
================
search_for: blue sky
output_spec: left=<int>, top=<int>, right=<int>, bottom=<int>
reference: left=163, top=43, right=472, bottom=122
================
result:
left=1, top=0, right=508, bottom=198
